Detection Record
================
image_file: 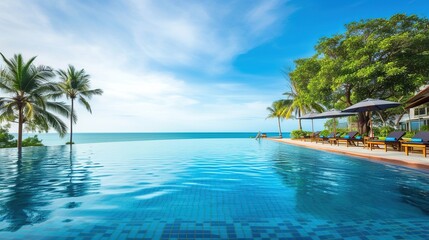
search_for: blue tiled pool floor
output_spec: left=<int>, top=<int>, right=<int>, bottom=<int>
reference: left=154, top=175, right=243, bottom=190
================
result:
left=1, top=139, right=429, bottom=239
left=4, top=217, right=429, bottom=239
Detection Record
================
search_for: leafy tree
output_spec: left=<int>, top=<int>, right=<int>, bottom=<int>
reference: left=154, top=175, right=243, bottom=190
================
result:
left=309, top=14, right=429, bottom=134
left=0, top=53, right=70, bottom=155
left=54, top=65, right=103, bottom=145
left=372, top=95, right=410, bottom=128
left=0, top=126, right=16, bottom=148
left=266, top=100, right=288, bottom=138
left=324, top=118, right=338, bottom=132
left=283, top=62, right=325, bottom=130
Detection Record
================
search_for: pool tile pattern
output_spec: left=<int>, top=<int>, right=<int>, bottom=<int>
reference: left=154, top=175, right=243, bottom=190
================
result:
left=1, top=140, right=429, bottom=239
left=4, top=217, right=429, bottom=239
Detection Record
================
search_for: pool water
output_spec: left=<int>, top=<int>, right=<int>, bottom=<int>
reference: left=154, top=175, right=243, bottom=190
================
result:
left=0, top=139, right=428, bottom=239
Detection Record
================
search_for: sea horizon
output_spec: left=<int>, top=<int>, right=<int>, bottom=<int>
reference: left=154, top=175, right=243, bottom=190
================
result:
left=12, top=132, right=290, bottom=146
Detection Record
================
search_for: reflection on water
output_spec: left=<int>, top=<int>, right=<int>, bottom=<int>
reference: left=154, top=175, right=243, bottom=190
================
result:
left=271, top=143, right=429, bottom=219
left=400, top=184, right=429, bottom=214
left=0, top=139, right=428, bottom=236
left=0, top=146, right=100, bottom=231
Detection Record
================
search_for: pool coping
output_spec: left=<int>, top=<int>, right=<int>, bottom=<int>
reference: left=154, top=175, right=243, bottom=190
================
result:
left=270, top=138, right=429, bottom=171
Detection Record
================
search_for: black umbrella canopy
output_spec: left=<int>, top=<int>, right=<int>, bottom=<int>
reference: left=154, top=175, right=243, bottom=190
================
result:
left=298, top=111, right=321, bottom=133
left=298, top=111, right=321, bottom=119
left=311, top=109, right=357, bottom=119
left=304, top=109, right=356, bottom=135
left=342, top=98, right=401, bottom=112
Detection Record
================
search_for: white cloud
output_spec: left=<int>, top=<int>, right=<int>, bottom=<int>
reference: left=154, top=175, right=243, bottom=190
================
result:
left=121, top=0, right=290, bottom=72
left=0, top=0, right=295, bottom=133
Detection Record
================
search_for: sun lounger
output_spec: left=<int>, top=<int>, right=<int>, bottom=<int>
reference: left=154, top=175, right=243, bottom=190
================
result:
left=317, top=132, right=336, bottom=144
left=326, top=132, right=346, bottom=145
left=299, top=135, right=308, bottom=141
left=331, top=131, right=358, bottom=147
left=350, top=135, right=364, bottom=146
left=300, top=131, right=320, bottom=142
left=401, top=131, right=429, bottom=157
left=307, top=131, right=321, bottom=142
left=367, top=131, right=406, bottom=152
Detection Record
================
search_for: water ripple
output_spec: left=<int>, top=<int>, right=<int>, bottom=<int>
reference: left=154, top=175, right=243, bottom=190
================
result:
left=0, top=139, right=428, bottom=234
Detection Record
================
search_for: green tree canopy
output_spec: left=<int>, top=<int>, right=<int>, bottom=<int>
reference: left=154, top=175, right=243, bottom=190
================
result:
left=295, top=14, right=429, bottom=134
left=283, top=60, right=325, bottom=130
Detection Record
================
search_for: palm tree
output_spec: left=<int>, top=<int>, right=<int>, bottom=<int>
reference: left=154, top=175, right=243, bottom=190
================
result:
left=283, top=80, right=324, bottom=130
left=0, top=53, right=70, bottom=155
left=266, top=100, right=289, bottom=138
left=55, top=65, right=103, bottom=145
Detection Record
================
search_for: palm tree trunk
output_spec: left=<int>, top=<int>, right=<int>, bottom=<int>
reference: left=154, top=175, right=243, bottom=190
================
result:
left=298, top=110, right=302, bottom=130
left=70, top=99, right=74, bottom=145
left=17, top=106, right=23, bottom=156
left=277, top=116, right=282, bottom=138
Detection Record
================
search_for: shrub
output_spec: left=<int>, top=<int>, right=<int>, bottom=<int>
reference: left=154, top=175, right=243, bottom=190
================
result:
left=420, top=125, right=429, bottom=131
left=404, top=131, right=416, bottom=138
left=291, top=130, right=308, bottom=139
left=372, top=127, right=380, bottom=137
left=0, top=127, right=16, bottom=148
left=22, top=135, right=43, bottom=147
left=335, top=128, right=349, bottom=137
left=319, top=130, right=330, bottom=137
left=379, top=126, right=394, bottom=137
left=0, top=127, right=44, bottom=148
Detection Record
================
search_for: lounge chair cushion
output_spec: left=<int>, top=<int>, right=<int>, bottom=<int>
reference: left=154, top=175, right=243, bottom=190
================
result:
left=344, top=135, right=350, bottom=139
left=411, top=138, right=423, bottom=142
left=355, top=136, right=362, bottom=140
left=385, top=137, right=396, bottom=141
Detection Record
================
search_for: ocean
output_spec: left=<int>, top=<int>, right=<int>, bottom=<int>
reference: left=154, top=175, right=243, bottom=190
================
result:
left=16, top=132, right=289, bottom=146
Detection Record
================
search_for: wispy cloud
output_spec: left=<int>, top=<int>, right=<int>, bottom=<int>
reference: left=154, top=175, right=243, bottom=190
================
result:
left=0, top=0, right=294, bottom=132
left=121, top=0, right=291, bottom=72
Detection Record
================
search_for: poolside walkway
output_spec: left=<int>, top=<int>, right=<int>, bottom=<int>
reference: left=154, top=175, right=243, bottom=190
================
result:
left=271, top=138, right=429, bottom=170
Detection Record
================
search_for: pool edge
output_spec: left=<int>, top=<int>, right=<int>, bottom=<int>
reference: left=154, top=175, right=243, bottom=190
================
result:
left=270, top=138, right=429, bottom=171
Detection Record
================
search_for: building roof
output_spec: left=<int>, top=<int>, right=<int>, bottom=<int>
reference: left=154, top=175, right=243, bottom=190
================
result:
left=406, top=85, right=429, bottom=108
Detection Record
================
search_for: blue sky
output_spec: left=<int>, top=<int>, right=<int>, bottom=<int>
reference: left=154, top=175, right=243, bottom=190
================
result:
left=1, top=0, right=428, bottom=132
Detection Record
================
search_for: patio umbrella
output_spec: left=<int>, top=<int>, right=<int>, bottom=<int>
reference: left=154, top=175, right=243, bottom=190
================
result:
left=298, top=111, right=320, bottom=133
left=342, top=98, right=400, bottom=112
left=311, top=109, right=357, bottom=119
left=342, top=98, right=401, bottom=136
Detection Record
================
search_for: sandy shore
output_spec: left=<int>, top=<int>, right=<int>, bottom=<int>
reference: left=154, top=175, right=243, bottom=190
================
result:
left=271, top=138, right=429, bottom=170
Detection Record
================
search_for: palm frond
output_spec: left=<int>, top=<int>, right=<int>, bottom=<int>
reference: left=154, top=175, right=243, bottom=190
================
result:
left=55, top=65, right=102, bottom=122
left=32, top=107, right=68, bottom=137
left=80, top=88, right=103, bottom=98
left=78, top=96, right=92, bottom=113
left=0, top=101, right=16, bottom=123
left=45, top=101, right=73, bottom=119
left=24, top=102, right=34, bottom=120
left=45, top=91, right=65, bottom=100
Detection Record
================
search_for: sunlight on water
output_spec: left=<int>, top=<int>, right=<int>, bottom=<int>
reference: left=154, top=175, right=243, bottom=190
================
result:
left=0, top=139, right=428, bottom=239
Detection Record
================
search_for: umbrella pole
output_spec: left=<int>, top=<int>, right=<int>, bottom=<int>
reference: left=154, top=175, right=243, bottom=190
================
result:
left=312, top=119, right=314, bottom=133
left=370, top=111, right=373, bottom=137
left=334, top=117, right=336, bottom=135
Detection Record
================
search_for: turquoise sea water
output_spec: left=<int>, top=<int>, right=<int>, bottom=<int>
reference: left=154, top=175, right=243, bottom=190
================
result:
left=0, top=138, right=428, bottom=239
left=17, top=132, right=287, bottom=146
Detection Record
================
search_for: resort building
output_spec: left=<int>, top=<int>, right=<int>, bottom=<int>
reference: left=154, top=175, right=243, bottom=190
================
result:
left=401, top=85, right=429, bottom=131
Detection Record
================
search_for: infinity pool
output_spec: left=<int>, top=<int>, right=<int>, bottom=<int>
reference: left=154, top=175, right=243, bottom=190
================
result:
left=0, top=139, right=428, bottom=239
